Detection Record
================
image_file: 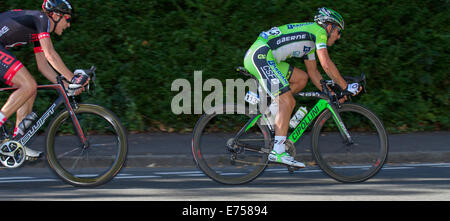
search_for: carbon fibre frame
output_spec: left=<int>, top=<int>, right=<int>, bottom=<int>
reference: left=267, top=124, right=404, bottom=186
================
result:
left=0, top=83, right=87, bottom=147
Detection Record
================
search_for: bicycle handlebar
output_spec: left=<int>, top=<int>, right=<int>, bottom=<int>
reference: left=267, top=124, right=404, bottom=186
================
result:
left=320, top=72, right=366, bottom=101
left=57, top=66, right=97, bottom=96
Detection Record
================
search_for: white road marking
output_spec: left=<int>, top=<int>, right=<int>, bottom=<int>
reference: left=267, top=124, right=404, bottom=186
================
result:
left=154, top=171, right=203, bottom=175
left=0, top=163, right=447, bottom=184
left=0, top=178, right=58, bottom=183
left=115, top=175, right=161, bottom=179
left=381, top=167, right=412, bottom=170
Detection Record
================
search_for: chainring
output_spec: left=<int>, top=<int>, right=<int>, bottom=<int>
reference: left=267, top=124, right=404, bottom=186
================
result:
left=0, top=139, right=26, bottom=168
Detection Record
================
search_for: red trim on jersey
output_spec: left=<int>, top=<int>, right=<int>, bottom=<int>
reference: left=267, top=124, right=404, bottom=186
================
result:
left=38, top=32, right=50, bottom=40
left=3, top=61, right=23, bottom=86
left=34, top=46, right=44, bottom=54
left=0, top=50, right=15, bottom=65
left=31, top=33, right=39, bottom=42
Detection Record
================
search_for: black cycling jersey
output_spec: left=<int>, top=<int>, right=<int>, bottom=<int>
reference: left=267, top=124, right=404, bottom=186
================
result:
left=0, top=9, right=50, bottom=86
left=0, top=9, right=50, bottom=48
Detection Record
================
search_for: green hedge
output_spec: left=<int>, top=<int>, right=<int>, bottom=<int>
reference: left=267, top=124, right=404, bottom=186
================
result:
left=0, top=0, right=448, bottom=133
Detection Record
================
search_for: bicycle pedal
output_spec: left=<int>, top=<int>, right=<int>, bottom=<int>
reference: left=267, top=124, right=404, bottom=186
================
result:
left=25, top=156, right=39, bottom=161
left=287, top=166, right=301, bottom=174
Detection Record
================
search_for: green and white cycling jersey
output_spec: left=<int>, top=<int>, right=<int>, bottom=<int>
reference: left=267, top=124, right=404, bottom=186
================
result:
left=259, top=22, right=328, bottom=63
left=243, top=22, right=327, bottom=98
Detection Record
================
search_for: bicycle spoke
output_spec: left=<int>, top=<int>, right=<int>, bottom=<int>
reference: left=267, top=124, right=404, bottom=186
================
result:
left=71, top=148, right=87, bottom=170
left=56, top=147, right=81, bottom=158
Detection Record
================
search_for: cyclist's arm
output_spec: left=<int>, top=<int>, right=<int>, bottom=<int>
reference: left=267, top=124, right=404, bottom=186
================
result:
left=316, top=48, right=347, bottom=90
left=304, top=59, right=323, bottom=91
left=35, top=51, right=59, bottom=84
left=39, top=37, right=74, bottom=81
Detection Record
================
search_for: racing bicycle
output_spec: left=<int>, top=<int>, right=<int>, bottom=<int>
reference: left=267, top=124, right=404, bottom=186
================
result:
left=0, top=66, right=128, bottom=187
left=192, top=67, right=388, bottom=184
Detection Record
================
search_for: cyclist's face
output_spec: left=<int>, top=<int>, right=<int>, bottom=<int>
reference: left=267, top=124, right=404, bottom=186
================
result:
left=327, top=25, right=341, bottom=46
left=54, top=14, right=71, bottom=35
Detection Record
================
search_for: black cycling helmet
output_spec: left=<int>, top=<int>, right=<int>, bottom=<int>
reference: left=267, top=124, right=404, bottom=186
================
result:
left=42, top=0, right=74, bottom=16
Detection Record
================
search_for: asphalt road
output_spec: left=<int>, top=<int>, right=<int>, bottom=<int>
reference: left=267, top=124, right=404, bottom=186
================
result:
left=0, top=163, right=449, bottom=201
left=16, top=131, right=450, bottom=167
left=0, top=131, right=448, bottom=203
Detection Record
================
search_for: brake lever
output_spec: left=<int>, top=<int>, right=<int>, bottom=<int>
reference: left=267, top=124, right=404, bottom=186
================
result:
left=360, top=72, right=367, bottom=93
left=86, top=66, right=96, bottom=95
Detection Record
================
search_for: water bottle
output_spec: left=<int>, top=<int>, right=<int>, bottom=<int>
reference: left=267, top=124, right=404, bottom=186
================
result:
left=289, top=106, right=308, bottom=128
left=266, top=102, right=278, bottom=125
left=268, top=102, right=279, bottom=116
left=18, top=112, right=38, bottom=131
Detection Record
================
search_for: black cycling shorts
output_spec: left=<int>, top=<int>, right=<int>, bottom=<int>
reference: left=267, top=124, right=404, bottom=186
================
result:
left=0, top=45, right=23, bottom=86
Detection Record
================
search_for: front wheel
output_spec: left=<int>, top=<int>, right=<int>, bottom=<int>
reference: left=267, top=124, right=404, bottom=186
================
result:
left=311, top=103, right=388, bottom=183
left=46, top=104, right=128, bottom=187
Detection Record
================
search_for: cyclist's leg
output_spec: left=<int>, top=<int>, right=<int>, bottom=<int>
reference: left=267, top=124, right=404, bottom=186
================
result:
left=1, top=67, right=37, bottom=118
left=14, top=94, right=37, bottom=137
left=3, top=67, right=42, bottom=158
left=0, top=47, right=37, bottom=124
left=243, top=41, right=304, bottom=167
left=287, top=67, right=309, bottom=94
left=273, top=62, right=298, bottom=136
left=244, top=41, right=292, bottom=133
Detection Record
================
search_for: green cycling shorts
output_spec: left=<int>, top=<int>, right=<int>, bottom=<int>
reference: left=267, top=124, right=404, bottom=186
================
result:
left=243, top=39, right=293, bottom=98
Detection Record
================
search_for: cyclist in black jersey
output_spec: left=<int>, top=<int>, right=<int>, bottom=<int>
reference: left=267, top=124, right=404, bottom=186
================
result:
left=0, top=0, right=89, bottom=159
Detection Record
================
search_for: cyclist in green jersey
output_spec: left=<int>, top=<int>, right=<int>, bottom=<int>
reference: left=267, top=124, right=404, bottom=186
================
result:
left=243, top=7, right=361, bottom=167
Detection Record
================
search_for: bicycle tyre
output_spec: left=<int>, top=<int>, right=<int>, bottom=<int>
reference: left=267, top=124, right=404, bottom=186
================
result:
left=46, top=104, right=128, bottom=187
left=192, top=103, right=271, bottom=185
left=311, top=103, right=388, bottom=183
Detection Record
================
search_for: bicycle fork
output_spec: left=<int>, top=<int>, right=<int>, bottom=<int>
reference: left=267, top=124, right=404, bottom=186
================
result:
left=47, top=85, right=89, bottom=149
left=326, top=103, right=354, bottom=145
left=63, top=100, right=89, bottom=148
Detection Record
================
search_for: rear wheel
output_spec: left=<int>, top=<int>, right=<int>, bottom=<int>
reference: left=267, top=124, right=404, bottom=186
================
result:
left=192, top=104, right=271, bottom=185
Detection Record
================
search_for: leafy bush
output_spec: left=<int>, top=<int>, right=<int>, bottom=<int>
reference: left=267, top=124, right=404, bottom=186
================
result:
left=0, top=0, right=448, bottom=133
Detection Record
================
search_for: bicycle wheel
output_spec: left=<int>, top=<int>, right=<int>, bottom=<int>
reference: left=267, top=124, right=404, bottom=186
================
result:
left=192, top=103, right=271, bottom=185
left=46, top=104, right=128, bottom=187
left=311, top=103, right=388, bottom=183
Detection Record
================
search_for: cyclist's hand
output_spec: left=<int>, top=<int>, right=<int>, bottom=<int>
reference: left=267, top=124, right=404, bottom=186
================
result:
left=339, top=83, right=363, bottom=103
left=338, top=95, right=347, bottom=104
left=329, top=90, right=347, bottom=104
left=346, top=83, right=362, bottom=96
left=72, top=85, right=87, bottom=96
left=68, top=69, right=90, bottom=96
left=71, top=69, right=90, bottom=86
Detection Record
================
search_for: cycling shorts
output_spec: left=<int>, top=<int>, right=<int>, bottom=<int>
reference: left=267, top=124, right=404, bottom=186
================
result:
left=0, top=45, right=23, bottom=86
left=243, top=39, right=293, bottom=98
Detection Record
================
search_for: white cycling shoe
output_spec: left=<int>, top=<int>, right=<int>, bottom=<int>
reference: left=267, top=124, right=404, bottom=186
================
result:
left=268, top=150, right=305, bottom=168
left=24, top=146, right=43, bottom=160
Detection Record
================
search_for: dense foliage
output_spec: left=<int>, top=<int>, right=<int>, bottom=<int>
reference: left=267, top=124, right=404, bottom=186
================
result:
left=0, top=0, right=448, bottom=133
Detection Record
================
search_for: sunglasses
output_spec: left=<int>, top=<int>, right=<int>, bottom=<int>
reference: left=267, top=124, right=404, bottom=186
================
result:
left=63, top=14, right=71, bottom=23
left=332, top=24, right=342, bottom=35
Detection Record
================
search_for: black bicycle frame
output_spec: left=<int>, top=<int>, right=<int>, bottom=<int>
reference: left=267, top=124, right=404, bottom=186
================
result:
left=0, top=83, right=87, bottom=147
